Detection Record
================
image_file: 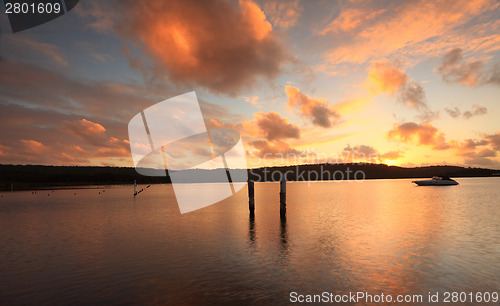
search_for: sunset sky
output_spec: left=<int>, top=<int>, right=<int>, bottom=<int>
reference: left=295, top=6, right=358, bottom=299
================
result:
left=0, top=0, right=499, bottom=169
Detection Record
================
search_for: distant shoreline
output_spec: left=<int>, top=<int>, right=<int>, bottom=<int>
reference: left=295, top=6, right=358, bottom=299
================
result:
left=1, top=164, right=499, bottom=191
left=2, top=177, right=500, bottom=193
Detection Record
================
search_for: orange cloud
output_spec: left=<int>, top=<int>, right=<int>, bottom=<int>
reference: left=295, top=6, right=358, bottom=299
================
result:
left=249, top=139, right=300, bottom=158
left=343, top=144, right=380, bottom=163
left=59, top=119, right=131, bottom=159
left=205, top=119, right=242, bottom=133
left=444, top=107, right=461, bottom=118
left=342, top=145, right=404, bottom=163
left=95, top=146, right=130, bottom=158
left=388, top=122, right=450, bottom=150
left=252, top=111, right=300, bottom=141
left=54, top=137, right=131, bottom=164
left=445, top=104, right=488, bottom=119
left=20, top=139, right=48, bottom=153
left=366, top=62, right=436, bottom=120
left=93, top=135, right=130, bottom=158
left=438, top=48, right=484, bottom=86
left=242, top=110, right=303, bottom=161
left=0, top=140, right=52, bottom=164
left=437, top=48, right=500, bottom=87
left=240, top=0, right=272, bottom=39
left=321, top=0, right=498, bottom=65
left=262, top=0, right=302, bottom=29
left=0, top=144, right=10, bottom=156
left=330, top=96, right=373, bottom=114
left=0, top=102, right=134, bottom=166
left=320, top=8, right=385, bottom=34
left=463, top=105, right=488, bottom=119
left=486, top=133, right=500, bottom=151
left=243, top=96, right=262, bottom=108
left=366, top=62, right=407, bottom=94
left=199, top=100, right=248, bottom=127
left=285, top=86, right=341, bottom=127
left=456, top=139, right=489, bottom=151
left=78, top=119, right=105, bottom=133
left=380, top=150, right=404, bottom=160
left=458, top=148, right=498, bottom=167
left=61, top=119, right=107, bottom=146
left=54, top=152, right=79, bottom=163
left=450, top=133, right=500, bottom=167
left=114, top=0, right=288, bottom=94
left=207, top=119, right=225, bottom=129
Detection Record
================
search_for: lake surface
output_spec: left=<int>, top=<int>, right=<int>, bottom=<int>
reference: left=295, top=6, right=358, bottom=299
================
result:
left=1, top=178, right=500, bottom=305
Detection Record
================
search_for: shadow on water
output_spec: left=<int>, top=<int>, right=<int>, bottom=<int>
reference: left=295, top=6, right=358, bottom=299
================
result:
left=247, top=211, right=289, bottom=261
left=248, top=212, right=256, bottom=245
left=279, top=214, right=288, bottom=258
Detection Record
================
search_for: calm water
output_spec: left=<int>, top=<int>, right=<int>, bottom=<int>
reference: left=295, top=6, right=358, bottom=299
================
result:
left=1, top=178, right=499, bottom=305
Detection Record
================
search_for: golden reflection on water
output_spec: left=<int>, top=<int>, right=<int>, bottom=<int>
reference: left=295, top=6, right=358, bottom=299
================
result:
left=1, top=178, right=499, bottom=304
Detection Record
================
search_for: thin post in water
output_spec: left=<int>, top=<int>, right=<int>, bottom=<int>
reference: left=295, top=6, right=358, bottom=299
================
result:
left=134, top=180, right=137, bottom=196
left=280, top=176, right=286, bottom=218
left=248, top=180, right=255, bottom=213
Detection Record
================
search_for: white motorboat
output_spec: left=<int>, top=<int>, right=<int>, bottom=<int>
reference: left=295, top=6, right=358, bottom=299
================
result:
left=412, top=176, right=459, bottom=186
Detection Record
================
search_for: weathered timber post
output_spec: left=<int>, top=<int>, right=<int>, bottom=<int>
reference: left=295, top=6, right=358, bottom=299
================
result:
left=280, top=177, right=286, bottom=218
left=248, top=180, right=255, bottom=214
left=134, top=180, right=137, bottom=196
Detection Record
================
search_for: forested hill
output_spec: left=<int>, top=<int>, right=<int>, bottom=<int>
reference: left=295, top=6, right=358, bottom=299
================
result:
left=0, top=163, right=498, bottom=191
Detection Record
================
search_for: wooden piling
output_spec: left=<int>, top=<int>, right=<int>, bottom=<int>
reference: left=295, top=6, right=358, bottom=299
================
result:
left=248, top=180, right=255, bottom=213
left=280, top=177, right=286, bottom=217
left=134, top=180, right=137, bottom=196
